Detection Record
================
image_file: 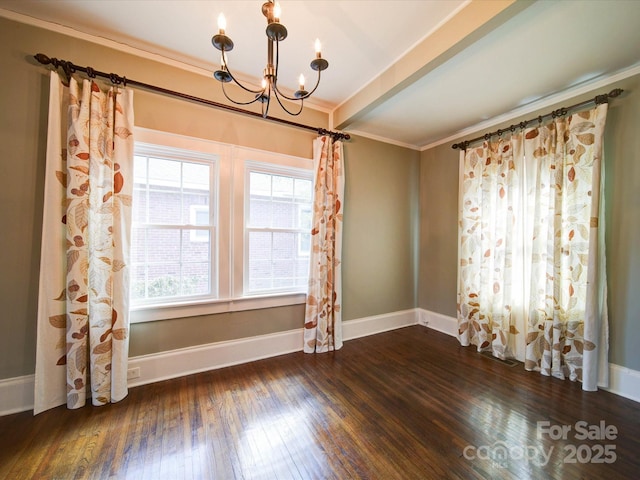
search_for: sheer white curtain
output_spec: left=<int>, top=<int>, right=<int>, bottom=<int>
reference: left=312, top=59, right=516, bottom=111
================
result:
left=457, top=104, right=609, bottom=391
left=34, top=71, right=134, bottom=414
left=304, top=135, right=345, bottom=353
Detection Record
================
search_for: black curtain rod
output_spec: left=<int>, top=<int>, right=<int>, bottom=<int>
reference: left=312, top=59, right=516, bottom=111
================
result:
left=33, top=53, right=350, bottom=141
left=451, top=88, right=623, bottom=150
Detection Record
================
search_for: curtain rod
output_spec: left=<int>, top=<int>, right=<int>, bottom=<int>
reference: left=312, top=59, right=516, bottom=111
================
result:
left=33, top=53, right=350, bottom=141
left=451, top=88, right=623, bottom=150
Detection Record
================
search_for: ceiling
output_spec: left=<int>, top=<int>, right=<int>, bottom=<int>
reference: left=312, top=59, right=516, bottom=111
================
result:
left=1, top=0, right=639, bottom=150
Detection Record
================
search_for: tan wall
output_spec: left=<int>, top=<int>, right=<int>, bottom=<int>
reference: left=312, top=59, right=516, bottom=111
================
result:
left=0, top=16, right=419, bottom=378
left=341, top=136, right=420, bottom=321
left=419, top=74, right=640, bottom=372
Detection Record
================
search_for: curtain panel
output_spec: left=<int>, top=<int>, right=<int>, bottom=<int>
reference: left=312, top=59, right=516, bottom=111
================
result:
left=34, top=71, right=134, bottom=414
left=457, top=104, right=609, bottom=391
left=304, top=135, right=345, bottom=353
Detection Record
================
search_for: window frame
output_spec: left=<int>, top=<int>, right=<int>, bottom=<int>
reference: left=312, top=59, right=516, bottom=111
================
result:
left=130, top=128, right=312, bottom=323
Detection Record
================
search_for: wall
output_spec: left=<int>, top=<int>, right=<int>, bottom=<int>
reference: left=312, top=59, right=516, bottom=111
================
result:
left=0, top=15, right=419, bottom=379
left=419, top=73, right=640, bottom=372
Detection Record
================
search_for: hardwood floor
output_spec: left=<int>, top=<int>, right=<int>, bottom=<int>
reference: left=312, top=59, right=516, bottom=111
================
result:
left=1, top=326, right=639, bottom=479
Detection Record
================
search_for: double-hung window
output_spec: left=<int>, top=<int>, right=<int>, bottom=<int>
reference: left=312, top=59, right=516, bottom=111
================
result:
left=131, top=140, right=218, bottom=305
left=130, top=129, right=313, bottom=322
left=244, top=162, right=313, bottom=294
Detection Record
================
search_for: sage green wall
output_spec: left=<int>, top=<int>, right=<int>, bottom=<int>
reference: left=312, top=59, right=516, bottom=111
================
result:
left=341, top=136, right=420, bottom=321
left=0, top=16, right=419, bottom=378
left=419, top=74, right=640, bottom=372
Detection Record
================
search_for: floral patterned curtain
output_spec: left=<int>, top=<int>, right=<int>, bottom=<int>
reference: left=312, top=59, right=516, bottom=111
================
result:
left=523, top=104, right=609, bottom=391
left=457, top=104, right=609, bottom=391
left=457, top=135, right=524, bottom=360
left=34, top=71, right=134, bottom=414
left=304, top=135, right=344, bottom=353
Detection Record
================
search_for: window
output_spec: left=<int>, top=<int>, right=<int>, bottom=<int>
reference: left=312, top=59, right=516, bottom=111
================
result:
left=130, top=128, right=313, bottom=322
left=245, top=163, right=313, bottom=294
left=131, top=143, right=217, bottom=304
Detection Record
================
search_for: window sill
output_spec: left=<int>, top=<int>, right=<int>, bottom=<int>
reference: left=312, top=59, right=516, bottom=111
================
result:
left=130, top=292, right=307, bottom=323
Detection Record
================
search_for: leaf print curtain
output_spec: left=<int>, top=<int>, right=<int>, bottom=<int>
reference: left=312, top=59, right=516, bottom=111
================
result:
left=457, top=104, right=609, bottom=391
left=457, top=135, right=525, bottom=361
left=523, top=104, right=609, bottom=391
left=304, top=135, right=344, bottom=353
left=34, top=71, right=134, bottom=414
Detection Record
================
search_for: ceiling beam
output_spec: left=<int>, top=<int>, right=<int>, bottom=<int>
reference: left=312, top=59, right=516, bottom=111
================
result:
left=333, top=0, right=534, bottom=130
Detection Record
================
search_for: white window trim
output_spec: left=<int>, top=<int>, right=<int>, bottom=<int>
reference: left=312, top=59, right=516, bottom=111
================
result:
left=130, top=128, right=312, bottom=323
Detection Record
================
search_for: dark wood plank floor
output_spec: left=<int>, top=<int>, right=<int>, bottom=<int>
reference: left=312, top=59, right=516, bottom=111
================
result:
left=1, top=326, right=639, bottom=479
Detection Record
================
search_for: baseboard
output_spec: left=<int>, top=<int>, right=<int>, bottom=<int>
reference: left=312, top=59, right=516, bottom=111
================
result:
left=1, top=309, right=418, bottom=416
left=127, top=328, right=304, bottom=388
left=342, top=308, right=418, bottom=341
left=605, top=364, right=640, bottom=403
left=418, top=308, right=457, bottom=336
left=0, top=374, right=35, bottom=416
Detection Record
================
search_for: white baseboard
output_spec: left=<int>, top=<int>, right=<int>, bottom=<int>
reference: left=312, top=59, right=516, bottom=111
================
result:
left=0, top=374, right=36, bottom=416
left=605, top=364, right=640, bottom=403
left=343, top=308, right=418, bottom=341
left=418, top=308, right=457, bottom=336
left=1, top=309, right=418, bottom=416
left=127, top=328, right=304, bottom=388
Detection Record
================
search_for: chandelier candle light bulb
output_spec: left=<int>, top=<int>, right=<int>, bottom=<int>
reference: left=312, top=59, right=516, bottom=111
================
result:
left=273, top=3, right=281, bottom=22
left=211, top=0, right=328, bottom=117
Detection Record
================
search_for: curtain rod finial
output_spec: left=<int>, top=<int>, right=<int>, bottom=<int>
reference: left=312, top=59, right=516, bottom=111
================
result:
left=34, top=53, right=51, bottom=65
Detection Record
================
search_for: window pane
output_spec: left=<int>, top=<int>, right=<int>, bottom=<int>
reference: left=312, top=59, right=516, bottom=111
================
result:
left=182, top=230, right=210, bottom=263
left=271, top=200, right=294, bottom=228
left=147, top=264, right=180, bottom=298
left=183, top=162, right=209, bottom=190
left=273, top=175, right=293, bottom=198
left=294, top=178, right=312, bottom=201
left=148, top=190, right=182, bottom=224
left=181, top=262, right=210, bottom=296
left=273, top=232, right=295, bottom=259
left=250, top=172, right=271, bottom=196
left=187, top=196, right=210, bottom=225
left=147, top=229, right=180, bottom=264
left=148, top=157, right=181, bottom=188
left=249, top=198, right=272, bottom=227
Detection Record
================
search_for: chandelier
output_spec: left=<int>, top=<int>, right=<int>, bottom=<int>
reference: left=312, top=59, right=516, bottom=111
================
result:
left=212, top=0, right=328, bottom=118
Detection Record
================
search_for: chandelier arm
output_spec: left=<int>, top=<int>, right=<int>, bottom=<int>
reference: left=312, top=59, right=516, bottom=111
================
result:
left=221, top=81, right=262, bottom=106
left=272, top=87, right=304, bottom=116
left=300, top=69, right=323, bottom=98
left=272, top=68, right=322, bottom=101
left=221, top=57, right=265, bottom=95
left=270, top=40, right=301, bottom=102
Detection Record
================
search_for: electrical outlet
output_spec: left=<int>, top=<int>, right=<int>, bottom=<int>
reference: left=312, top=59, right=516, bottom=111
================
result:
left=127, top=367, right=141, bottom=380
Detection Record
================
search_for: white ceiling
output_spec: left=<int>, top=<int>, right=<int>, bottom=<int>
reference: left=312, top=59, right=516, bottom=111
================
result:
left=1, top=0, right=639, bottom=150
